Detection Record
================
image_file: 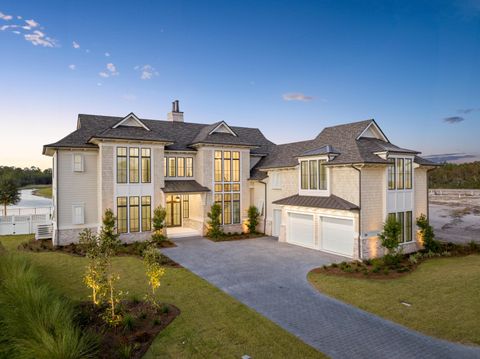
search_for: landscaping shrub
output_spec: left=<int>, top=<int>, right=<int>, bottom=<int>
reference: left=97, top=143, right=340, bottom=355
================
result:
left=379, top=215, right=401, bottom=255
left=207, top=203, right=223, bottom=239
left=0, top=253, right=98, bottom=359
left=152, top=206, right=167, bottom=244
left=143, top=244, right=166, bottom=308
left=246, top=205, right=260, bottom=234
left=416, top=214, right=441, bottom=253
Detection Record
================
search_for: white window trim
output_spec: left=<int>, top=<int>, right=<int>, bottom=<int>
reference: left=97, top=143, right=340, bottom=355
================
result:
left=72, top=203, right=85, bottom=225
left=72, top=153, right=84, bottom=172
left=298, top=156, right=330, bottom=196
left=270, top=171, right=282, bottom=190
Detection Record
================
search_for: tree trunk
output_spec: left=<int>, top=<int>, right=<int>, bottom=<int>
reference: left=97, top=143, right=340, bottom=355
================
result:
left=3, top=203, right=6, bottom=217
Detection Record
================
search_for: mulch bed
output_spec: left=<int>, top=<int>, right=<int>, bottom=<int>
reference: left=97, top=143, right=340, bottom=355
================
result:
left=311, top=242, right=480, bottom=280
left=77, top=300, right=180, bottom=359
left=207, top=233, right=265, bottom=242
left=310, top=262, right=416, bottom=280
left=19, top=239, right=181, bottom=268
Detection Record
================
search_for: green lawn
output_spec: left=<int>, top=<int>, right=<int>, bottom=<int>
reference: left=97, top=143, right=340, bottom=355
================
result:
left=308, top=255, right=480, bottom=346
left=31, top=185, right=52, bottom=198
left=1, top=235, right=324, bottom=359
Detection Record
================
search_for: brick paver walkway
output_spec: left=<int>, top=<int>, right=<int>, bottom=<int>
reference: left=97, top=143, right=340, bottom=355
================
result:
left=163, top=236, right=480, bottom=359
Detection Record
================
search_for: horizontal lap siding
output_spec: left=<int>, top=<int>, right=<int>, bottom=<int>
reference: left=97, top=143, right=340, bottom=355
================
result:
left=57, top=150, right=98, bottom=229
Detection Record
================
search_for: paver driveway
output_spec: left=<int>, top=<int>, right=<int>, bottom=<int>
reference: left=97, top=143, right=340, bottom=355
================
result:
left=163, top=236, right=480, bottom=359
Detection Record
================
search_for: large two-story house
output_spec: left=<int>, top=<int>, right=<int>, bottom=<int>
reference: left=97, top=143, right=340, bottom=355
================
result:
left=43, top=100, right=435, bottom=259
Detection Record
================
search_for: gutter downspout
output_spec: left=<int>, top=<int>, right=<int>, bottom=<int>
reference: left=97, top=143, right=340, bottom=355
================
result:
left=351, top=165, right=362, bottom=260
left=259, top=180, right=267, bottom=234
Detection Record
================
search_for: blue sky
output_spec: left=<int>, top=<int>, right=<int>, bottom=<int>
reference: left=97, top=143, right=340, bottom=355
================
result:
left=0, top=0, right=479, bottom=169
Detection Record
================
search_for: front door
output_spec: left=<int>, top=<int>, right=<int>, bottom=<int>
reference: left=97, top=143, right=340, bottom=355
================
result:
left=166, top=195, right=182, bottom=227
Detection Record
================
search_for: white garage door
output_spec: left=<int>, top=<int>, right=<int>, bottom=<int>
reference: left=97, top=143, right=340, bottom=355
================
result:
left=287, top=213, right=315, bottom=249
left=321, top=217, right=354, bottom=257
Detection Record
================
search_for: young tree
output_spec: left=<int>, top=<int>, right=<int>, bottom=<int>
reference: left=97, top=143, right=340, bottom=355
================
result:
left=206, top=203, right=223, bottom=239
left=379, top=215, right=402, bottom=256
left=416, top=214, right=440, bottom=253
left=0, top=177, right=20, bottom=216
left=247, top=205, right=260, bottom=234
left=143, top=244, right=166, bottom=308
left=79, top=229, right=107, bottom=306
left=151, top=205, right=167, bottom=244
left=99, top=209, right=121, bottom=256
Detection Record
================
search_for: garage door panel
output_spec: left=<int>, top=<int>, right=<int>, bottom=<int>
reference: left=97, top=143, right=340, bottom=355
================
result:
left=287, top=213, right=314, bottom=248
left=321, top=217, right=354, bottom=257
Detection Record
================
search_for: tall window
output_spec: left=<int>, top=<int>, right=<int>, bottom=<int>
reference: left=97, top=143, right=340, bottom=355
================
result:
left=309, top=160, right=318, bottom=190
left=183, top=195, right=189, bottom=218
left=232, top=152, right=240, bottom=182
left=397, top=211, right=404, bottom=242
left=214, top=150, right=241, bottom=224
left=141, top=148, right=151, bottom=183
left=223, top=151, right=231, bottom=181
left=405, top=159, right=412, bottom=189
left=301, top=161, right=308, bottom=189
left=214, top=151, right=222, bottom=182
left=319, top=160, right=327, bottom=190
left=163, top=157, right=167, bottom=177
left=117, top=147, right=127, bottom=183
left=388, top=161, right=395, bottom=190
left=177, top=157, right=185, bottom=177
left=129, top=148, right=139, bottom=183
left=117, top=197, right=128, bottom=233
left=129, top=196, right=140, bottom=232
left=168, top=157, right=176, bottom=177
left=405, top=211, right=412, bottom=242
left=141, top=196, right=151, bottom=231
left=186, top=157, right=193, bottom=177
left=396, top=158, right=404, bottom=190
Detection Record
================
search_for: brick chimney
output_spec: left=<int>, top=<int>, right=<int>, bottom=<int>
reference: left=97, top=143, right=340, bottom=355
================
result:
left=167, top=100, right=184, bottom=122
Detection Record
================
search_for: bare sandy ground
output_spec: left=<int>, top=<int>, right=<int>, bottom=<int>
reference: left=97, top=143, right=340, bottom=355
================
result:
left=429, top=189, right=480, bottom=244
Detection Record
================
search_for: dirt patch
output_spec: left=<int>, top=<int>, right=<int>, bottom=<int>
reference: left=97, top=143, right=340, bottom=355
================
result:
left=429, top=190, right=480, bottom=244
left=19, top=239, right=181, bottom=268
left=77, top=301, right=180, bottom=359
left=206, top=233, right=265, bottom=242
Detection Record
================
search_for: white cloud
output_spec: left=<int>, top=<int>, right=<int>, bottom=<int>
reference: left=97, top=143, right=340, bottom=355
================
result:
left=24, top=30, right=56, bottom=47
left=68, top=64, right=76, bottom=70
left=107, top=63, right=116, bottom=72
left=0, top=12, right=13, bottom=21
left=17, top=16, right=22, bottom=20
left=122, top=94, right=137, bottom=101
left=282, top=92, right=314, bottom=102
left=135, top=64, right=159, bottom=80
left=25, top=19, right=38, bottom=28
left=99, top=72, right=109, bottom=78
left=12, top=30, right=20, bottom=34
left=72, top=41, right=80, bottom=49
left=105, top=52, right=110, bottom=57
left=22, top=26, right=31, bottom=30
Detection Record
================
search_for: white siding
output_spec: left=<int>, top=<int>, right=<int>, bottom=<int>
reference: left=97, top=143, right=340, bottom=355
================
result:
left=57, top=150, right=98, bottom=229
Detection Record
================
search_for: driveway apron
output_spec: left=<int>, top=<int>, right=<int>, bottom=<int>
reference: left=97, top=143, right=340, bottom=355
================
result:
left=162, top=236, right=480, bottom=359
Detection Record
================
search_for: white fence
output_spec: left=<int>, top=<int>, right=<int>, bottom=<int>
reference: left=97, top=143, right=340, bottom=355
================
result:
left=0, top=207, right=52, bottom=216
left=0, top=214, right=51, bottom=235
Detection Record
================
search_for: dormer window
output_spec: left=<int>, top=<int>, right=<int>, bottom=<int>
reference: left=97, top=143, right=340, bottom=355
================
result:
left=300, top=159, right=327, bottom=191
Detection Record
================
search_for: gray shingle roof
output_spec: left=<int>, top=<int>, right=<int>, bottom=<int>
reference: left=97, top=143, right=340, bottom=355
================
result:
left=43, top=114, right=276, bottom=155
left=299, top=145, right=341, bottom=157
left=162, top=180, right=210, bottom=193
left=255, top=119, right=423, bottom=170
left=273, top=194, right=359, bottom=210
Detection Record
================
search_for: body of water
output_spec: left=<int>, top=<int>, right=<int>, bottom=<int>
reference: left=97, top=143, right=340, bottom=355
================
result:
left=11, top=189, right=52, bottom=208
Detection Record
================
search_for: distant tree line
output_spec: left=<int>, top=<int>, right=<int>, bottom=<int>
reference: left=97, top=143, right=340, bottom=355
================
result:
left=0, top=166, right=52, bottom=186
left=428, top=162, right=480, bottom=189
